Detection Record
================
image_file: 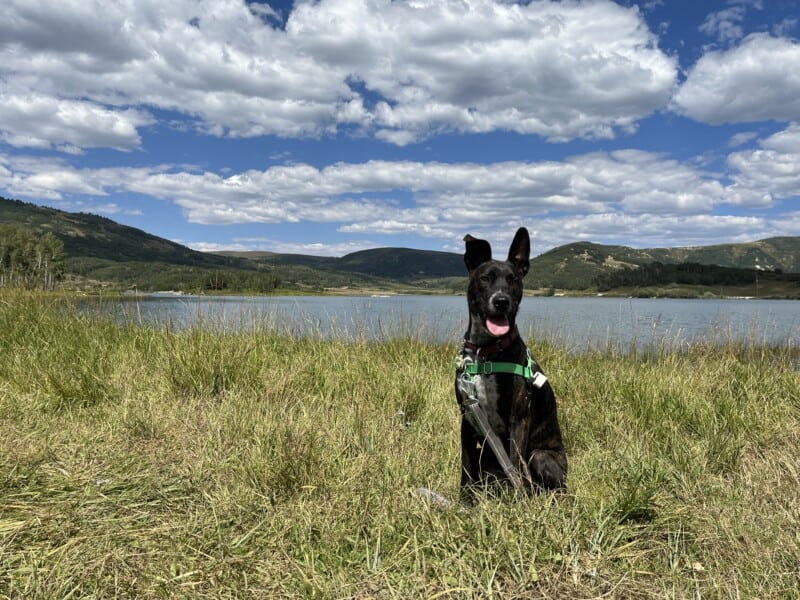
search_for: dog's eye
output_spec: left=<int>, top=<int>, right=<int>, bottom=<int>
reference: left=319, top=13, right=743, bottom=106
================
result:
left=507, top=274, right=518, bottom=284
left=480, top=274, right=493, bottom=284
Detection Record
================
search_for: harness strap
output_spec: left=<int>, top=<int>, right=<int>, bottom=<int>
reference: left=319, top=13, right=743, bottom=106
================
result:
left=456, top=351, right=548, bottom=389
left=462, top=360, right=531, bottom=379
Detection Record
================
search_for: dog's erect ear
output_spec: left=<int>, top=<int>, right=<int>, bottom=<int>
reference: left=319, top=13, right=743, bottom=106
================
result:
left=463, top=234, right=492, bottom=273
left=507, top=227, right=530, bottom=276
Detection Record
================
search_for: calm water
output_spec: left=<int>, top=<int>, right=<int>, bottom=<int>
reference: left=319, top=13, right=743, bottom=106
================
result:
left=102, top=294, right=799, bottom=351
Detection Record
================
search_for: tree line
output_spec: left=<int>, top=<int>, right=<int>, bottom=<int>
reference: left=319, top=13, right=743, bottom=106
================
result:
left=0, top=225, right=65, bottom=290
left=193, top=270, right=281, bottom=293
left=594, top=261, right=798, bottom=291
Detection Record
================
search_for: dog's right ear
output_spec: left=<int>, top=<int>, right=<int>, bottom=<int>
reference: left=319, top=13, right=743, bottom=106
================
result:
left=463, top=234, right=492, bottom=272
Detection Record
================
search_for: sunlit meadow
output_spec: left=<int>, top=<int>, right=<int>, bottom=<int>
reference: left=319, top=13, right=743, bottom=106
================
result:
left=1, top=292, right=798, bottom=598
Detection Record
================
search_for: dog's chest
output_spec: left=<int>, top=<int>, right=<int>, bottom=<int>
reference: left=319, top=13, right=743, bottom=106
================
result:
left=474, top=375, right=508, bottom=435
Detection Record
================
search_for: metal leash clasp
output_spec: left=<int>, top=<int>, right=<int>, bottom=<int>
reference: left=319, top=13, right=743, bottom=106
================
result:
left=456, top=354, right=478, bottom=400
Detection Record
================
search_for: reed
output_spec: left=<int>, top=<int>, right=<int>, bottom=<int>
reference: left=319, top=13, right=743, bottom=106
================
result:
left=1, top=291, right=798, bottom=598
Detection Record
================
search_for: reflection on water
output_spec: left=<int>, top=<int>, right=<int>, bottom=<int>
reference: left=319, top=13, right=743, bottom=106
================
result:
left=91, top=294, right=798, bottom=352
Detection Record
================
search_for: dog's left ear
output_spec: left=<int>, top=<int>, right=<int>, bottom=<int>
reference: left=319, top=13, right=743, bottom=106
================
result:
left=507, top=227, right=530, bottom=276
left=463, top=234, right=493, bottom=273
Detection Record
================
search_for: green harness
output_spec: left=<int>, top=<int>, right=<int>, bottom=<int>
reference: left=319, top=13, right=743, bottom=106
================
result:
left=456, top=350, right=547, bottom=389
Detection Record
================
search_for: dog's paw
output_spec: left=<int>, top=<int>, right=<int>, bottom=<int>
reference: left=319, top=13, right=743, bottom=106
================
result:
left=529, top=450, right=567, bottom=491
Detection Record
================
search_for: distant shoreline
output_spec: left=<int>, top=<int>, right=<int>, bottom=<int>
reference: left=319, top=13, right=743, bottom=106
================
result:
left=100, top=287, right=800, bottom=301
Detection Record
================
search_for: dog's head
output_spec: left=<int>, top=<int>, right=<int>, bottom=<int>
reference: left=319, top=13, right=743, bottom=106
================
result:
left=463, top=227, right=530, bottom=339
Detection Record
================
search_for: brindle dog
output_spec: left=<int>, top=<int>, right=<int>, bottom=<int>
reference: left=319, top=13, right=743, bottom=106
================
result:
left=455, top=227, right=567, bottom=502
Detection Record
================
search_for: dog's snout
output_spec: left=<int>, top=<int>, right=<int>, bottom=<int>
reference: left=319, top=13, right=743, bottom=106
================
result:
left=491, top=294, right=511, bottom=313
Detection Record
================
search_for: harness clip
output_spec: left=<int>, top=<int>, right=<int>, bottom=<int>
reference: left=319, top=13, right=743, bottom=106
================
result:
left=531, top=372, right=548, bottom=389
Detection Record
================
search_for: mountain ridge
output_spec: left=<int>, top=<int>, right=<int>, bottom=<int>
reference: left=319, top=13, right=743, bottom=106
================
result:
left=2, top=196, right=799, bottom=293
left=219, top=237, right=800, bottom=288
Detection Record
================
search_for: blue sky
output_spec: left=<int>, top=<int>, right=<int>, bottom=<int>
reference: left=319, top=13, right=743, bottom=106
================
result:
left=1, top=0, right=799, bottom=256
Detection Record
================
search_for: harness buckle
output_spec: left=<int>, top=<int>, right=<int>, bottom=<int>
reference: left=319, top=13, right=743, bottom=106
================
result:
left=531, top=372, right=548, bottom=389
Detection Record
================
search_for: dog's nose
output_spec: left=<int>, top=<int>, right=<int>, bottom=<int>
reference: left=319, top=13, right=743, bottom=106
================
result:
left=492, top=295, right=510, bottom=312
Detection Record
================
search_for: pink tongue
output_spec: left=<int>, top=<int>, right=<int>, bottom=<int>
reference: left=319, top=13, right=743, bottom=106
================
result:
left=486, top=315, right=510, bottom=337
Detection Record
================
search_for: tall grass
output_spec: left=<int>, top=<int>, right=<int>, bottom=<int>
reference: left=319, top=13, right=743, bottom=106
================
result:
left=1, top=291, right=798, bottom=598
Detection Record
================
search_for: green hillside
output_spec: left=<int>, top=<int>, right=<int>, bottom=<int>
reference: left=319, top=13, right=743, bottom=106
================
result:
left=0, top=197, right=439, bottom=292
left=527, top=242, right=641, bottom=289
left=213, top=247, right=465, bottom=291
left=526, top=239, right=800, bottom=290
left=643, top=237, right=800, bottom=273
left=0, top=197, right=277, bottom=292
left=218, top=247, right=463, bottom=279
left=338, top=247, right=464, bottom=279
left=243, top=247, right=464, bottom=280
left=0, top=198, right=233, bottom=268
left=3, top=196, right=799, bottom=295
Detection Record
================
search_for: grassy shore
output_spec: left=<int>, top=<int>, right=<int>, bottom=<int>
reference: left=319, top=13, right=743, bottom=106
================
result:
left=1, top=292, right=798, bottom=598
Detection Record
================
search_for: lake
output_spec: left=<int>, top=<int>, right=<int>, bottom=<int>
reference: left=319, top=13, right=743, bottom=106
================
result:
left=101, top=294, right=799, bottom=352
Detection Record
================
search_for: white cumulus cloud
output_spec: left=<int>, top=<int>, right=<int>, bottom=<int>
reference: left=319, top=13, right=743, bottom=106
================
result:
left=725, top=123, right=800, bottom=206
left=3, top=141, right=799, bottom=252
left=0, top=148, right=759, bottom=243
left=0, top=0, right=677, bottom=148
left=674, top=34, right=800, bottom=124
left=0, top=92, right=152, bottom=152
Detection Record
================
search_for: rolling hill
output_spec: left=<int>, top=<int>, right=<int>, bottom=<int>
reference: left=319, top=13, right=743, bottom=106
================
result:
left=0, top=197, right=271, bottom=291
left=526, top=239, right=800, bottom=290
left=224, top=237, right=800, bottom=291
left=2, top=196, right=799, bottom=294
left=1, top=197, right=236, bottom=268
left=219, top=247, right=465, bottom=280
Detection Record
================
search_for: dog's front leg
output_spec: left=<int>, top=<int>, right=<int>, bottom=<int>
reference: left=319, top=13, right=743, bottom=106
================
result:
left=459, top=417, right=483, bottom=504
left=509, top=397, right=534, bottom=493
left=525, top=382, right=568, bottom=491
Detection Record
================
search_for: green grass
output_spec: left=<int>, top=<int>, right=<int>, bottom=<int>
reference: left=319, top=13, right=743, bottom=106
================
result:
left=1, top=291, right=799, bottom=598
